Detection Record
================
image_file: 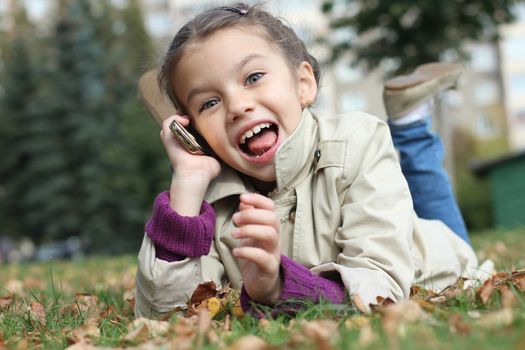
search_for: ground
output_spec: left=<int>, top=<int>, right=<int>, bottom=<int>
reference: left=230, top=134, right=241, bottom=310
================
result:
left=0, top=228, right=524, bottom=349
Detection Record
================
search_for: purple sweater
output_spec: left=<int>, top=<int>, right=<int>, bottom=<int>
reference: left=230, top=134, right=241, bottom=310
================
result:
left=145, top=192, right=346, bottom=314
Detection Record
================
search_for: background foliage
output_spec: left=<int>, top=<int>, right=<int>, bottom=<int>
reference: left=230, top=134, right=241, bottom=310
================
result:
left=0, top=0, right=169, bottom=253
left=320, top=0, right=520, bottom=75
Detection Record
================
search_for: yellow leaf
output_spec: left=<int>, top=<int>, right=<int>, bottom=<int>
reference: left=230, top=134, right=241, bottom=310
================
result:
left=232, top=297, right=244, bottom=318
left=203, top=297, right=222, bottom=318
left=344, top=316, right=370, bottom=330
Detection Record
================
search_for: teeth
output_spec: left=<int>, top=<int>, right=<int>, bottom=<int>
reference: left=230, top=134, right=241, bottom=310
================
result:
left=239, top=122, right=271, bottom=144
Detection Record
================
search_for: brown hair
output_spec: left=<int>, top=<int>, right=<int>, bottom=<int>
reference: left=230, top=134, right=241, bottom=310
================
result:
left=158, top=2, right=321, bottom=111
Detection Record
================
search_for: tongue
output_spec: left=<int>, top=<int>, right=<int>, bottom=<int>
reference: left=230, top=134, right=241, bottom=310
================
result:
left=246, top=129, right=277, bottom=155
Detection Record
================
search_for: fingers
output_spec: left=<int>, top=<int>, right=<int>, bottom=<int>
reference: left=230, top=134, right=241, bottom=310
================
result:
left=232, top=224, right=279, bottom=251
left=232, top=207, right=278, bottom=228
left=238, top=202, right=254, bottom=211
left=232, top=246, right=279, bottom=274
left=239, top=192, right=275, bottom=211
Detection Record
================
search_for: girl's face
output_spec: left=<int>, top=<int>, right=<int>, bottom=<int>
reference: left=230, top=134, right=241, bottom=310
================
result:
left=172, top=27, right=317, bottom=182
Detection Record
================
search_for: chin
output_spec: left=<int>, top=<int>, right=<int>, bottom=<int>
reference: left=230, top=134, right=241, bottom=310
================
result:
left=248, top=170, right=276, bottom=183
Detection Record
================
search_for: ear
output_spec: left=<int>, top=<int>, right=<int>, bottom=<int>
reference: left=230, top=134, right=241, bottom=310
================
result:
left=296, top=61, right=318, bottom=109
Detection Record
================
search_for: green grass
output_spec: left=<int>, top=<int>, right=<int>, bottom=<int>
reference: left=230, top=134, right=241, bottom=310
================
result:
left=1, top=229, right=524, bottom=349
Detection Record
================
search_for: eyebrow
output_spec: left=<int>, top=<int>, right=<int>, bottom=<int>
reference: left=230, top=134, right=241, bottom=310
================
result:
left=185, top=53, right=265, bottom=104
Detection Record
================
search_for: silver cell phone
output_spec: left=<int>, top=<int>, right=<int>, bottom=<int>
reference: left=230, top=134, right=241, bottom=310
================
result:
left=169, top=120, right=206, bottom=155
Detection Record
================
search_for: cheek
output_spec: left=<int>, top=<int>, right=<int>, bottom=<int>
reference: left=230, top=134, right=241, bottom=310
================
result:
left=194, top=120, right=225, bottom=150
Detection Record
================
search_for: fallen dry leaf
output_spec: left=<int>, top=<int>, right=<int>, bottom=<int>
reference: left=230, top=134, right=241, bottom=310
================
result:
left=64, top=341, right=111, bottom=350
left=440, top=285, right=464, bottom=300
left=474, top=308, right=514, bottom=329
left=228, top=335, right=271, bottom=350
left=231, top=295, right=244, bottom=318
left=75, top=293, right=99, bottom=320
left=379, top=300, right=427, bottom=338
left=477, top=278, right=497, bottom=305
left=344, top=315, right=370, bottom=330
left=0, top=294, right=14, bottom=310
left=123, top=317, right=170, bottom=344
left=23, top=276, right=47, bottom=290
left=413, top=299, right=437, bottom=313
left=195, top=308, right=212, bottom=349
left=199, top=297, right=223, bottom=319
left=29, top=301, right=46, bottom=327
left=376, top=296, right=396, bottom=306
left=448, top=313, right=471, bottom=334
left=428, top=295, right=447, bottom=304
left=500, top=285, right=518, bottom=309
left=167, top=316, right=199, bottom=350
left=410, top=285, right=437, bottom=300
left=358, top=323, right=378, bottom=347
left=5, top=279, right=23, bottom=294
left=123, top=290, right=135, bottom=307
left=189, top=281, right=217, bottom=306
left=67, top=318, right=100, bottom=345
left=186, top=282, right=244, bottom=320
left=509, top=269, right=525, bottom=292
left=300, top=319, right=338, bottom=350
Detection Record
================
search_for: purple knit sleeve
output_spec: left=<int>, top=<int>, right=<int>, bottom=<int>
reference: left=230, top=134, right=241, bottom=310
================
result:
left=145, top=191, right=216, bottom=262
left=240, top=255, right=346, bottom=316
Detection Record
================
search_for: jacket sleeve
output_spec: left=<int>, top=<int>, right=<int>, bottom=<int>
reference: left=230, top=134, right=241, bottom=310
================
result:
left=313, top=116, right=414, bottom=310
left=240, top=255, right=346, bottom=317
left=135, top=235, right=225, bottom=319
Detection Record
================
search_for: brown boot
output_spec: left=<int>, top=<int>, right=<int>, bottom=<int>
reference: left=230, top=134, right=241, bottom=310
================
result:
left=383, top=62, right=462, bottom=120
left=138, top=69, right=176, bottom=126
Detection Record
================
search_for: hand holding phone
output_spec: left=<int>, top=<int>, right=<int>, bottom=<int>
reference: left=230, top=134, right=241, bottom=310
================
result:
left=169, top=119, right=206, bottom=155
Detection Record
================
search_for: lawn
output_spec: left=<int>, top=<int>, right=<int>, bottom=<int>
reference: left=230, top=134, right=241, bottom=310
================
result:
left=1, top=229, right=524, bottom=349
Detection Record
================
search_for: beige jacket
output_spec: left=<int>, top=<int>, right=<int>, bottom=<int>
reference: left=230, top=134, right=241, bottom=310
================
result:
left=135, top=109, right=481, bottom=319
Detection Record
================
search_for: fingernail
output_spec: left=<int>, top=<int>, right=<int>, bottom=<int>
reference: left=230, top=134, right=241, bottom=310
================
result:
left=231, top=229, right=240, bottom=238
left=232, top=212, right=240, bottom=222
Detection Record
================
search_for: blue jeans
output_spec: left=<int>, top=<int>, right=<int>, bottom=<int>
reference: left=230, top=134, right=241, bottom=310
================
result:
left=389, top=118, right=470, bottom=244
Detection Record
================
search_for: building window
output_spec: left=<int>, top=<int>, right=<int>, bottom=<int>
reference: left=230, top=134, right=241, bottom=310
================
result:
left=473, top=81, right=499, bottom=106
left=508, top=73, right=525, bottom=101
left=469, top=44, right=497, bottom=72
left=335, top=62, right=362, bottom=84
left=503, top=37, right=525, bottom=61
left=339, top=92, right=366, bottom=113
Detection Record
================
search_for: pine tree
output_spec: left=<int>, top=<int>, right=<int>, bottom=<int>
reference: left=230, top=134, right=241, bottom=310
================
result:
left=0, top=0, right=168, bottom=251
left=0, top=34, right=40, bottom=239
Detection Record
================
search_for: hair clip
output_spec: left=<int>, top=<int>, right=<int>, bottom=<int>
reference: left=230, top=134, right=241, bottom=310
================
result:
left=218, top=6, right=248, bottom=15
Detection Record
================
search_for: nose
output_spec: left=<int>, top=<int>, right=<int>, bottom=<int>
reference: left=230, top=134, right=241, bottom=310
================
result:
left=225, top=90, right=255, bottom=123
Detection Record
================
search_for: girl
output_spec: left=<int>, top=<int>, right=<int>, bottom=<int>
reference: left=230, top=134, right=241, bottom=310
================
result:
left=135, top=3, right=487, bottom=319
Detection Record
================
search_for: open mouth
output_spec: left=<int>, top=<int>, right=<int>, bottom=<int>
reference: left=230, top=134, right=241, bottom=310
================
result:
left=238, top=122, right=279, bottom=157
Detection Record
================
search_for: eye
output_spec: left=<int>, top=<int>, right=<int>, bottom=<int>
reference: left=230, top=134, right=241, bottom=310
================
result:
left=245, top=72, right=264, bottom=85
left=199, top=99, right=220, bottom=112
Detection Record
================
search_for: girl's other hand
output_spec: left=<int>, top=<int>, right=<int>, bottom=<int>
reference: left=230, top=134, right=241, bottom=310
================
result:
left=232, top=193, right=282, bottom=304
left=161, top=114, right=220, bottom=183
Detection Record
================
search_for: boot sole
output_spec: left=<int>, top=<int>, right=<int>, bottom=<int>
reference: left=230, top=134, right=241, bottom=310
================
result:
left=383, top=63, right=462, bottom=119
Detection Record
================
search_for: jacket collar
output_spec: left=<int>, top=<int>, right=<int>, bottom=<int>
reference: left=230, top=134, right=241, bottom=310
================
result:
left=273, top=108, right=318, bottom=193
left=204, top=108, right=318, bottom=203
